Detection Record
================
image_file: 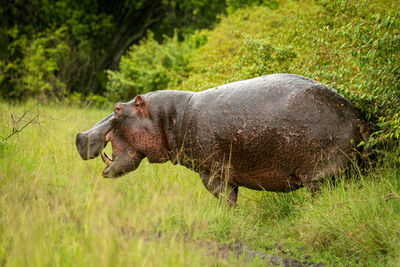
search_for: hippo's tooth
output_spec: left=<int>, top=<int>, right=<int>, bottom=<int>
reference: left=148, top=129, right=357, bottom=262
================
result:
left=104, top=152, right=113, bottom=161
left=101, top=152, right=113, bottom=166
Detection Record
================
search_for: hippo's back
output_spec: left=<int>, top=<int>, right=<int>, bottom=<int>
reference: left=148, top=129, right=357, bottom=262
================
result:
left=192, top=74, right=314, bottom=121
left=189, top=73, right=361, bottom=137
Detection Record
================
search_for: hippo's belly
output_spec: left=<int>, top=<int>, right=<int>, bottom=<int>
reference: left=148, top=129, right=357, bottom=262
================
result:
left=230, top=171, right=303, bottom=191
left=228, top=144, right=305, bottom=191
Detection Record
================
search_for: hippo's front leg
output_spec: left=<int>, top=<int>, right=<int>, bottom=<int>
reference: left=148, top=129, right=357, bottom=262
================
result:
left=200, top=173, right=238, bottom=207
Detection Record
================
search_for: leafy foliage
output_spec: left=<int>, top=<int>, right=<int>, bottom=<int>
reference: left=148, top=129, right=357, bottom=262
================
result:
left=106, top=32, right=205, bottom=102
left=0, top=0, right=226, bottom=99
left=1, top=27, right=69, bottom=99
left=314, top=0, right=400, bottom=145
left=226, top=0, right=279, bottom=13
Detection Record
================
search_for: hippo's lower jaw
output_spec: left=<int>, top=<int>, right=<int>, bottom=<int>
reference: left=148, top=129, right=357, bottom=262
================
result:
left=101, top=151, right=145, bottom=178
left=100, top=152, right=124, bottom=178
left=101, top=152, right=118, bottom=178
left=102, top=164, right=123, bottom=178
left=101, top=158, right=126, bottom=178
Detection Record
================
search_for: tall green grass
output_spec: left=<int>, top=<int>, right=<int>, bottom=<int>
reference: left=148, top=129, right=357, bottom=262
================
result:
left=0, top=102, right=261, bottom=266
left=1, top=100, right=399, bottom=266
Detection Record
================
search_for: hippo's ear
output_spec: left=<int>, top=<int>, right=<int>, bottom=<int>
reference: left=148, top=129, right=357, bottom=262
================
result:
left=134, top=94, right=148, bottom=117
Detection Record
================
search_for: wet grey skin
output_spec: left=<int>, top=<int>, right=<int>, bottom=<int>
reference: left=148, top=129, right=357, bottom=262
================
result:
left=76, top=73, right=370, bottom=206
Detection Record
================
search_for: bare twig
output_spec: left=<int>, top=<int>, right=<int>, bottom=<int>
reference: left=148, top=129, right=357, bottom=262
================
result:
left=2, top=103, right=40, bottom=141
left=333, top=199, right=367, bottom=206
left=333, top=192, right=400, bottom=207
left=381, top=193, right=400, bottom=201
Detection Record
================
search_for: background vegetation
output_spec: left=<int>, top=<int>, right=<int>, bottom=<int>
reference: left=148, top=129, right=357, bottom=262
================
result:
left=1, top=0, right=226, bottom=99
left=1, top=0, right=400, bottom=266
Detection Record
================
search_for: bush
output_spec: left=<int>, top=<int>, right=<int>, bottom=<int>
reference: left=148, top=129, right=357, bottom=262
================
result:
left=0, top=27, right=69, bottom=100
left=314, top=0, right=400, bottom=146
left=227, top=0, right=279, bottom=13
left=105, top=32, right=204, bottom=102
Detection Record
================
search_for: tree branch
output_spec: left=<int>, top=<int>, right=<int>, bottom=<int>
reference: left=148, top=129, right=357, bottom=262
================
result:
left=2, top=103, right=40, bottom=141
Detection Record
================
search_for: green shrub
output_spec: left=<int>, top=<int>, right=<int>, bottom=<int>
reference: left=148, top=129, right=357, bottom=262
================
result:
left=227, top=0, right=279, bottom=13
left=64, top=92, right=111, bottom=109
left=237, top=35, right=297, bottom=77
left=0, top=27, right=69, bottom=100
left=314, top=0, right=400, bottom=145
left=105, top=32, right=202, bottom=102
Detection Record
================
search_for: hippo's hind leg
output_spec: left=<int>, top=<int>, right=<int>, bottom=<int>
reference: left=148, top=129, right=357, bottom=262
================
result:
left=299, top=174, right=324, bottom=194
left=297, top=156, right=347, bottom=194
left=200, top=173, right=238, bottom=207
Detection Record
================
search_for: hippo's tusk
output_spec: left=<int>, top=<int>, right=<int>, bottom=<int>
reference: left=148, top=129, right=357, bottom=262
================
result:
left=105, top=152, right=113, bottom=161
left=101, top=152, right=113, bottom=166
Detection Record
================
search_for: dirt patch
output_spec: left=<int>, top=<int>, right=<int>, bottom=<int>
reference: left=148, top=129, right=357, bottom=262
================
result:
left=212, top=242, right=326, bottom=267
left=121, top=226, right=326, bottom=266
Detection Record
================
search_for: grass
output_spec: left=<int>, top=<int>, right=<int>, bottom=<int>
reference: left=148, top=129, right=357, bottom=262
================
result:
left=1, top=100, right=400, bottom=266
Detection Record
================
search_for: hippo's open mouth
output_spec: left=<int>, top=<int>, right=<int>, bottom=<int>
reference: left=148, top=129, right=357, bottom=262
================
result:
left=99, top=130, right=123, bottom=178
left=99, top=130, right=114, bottom=170
left=99, top=130, right=144, bottom=178
left=99, top=130, right=121, bottom=177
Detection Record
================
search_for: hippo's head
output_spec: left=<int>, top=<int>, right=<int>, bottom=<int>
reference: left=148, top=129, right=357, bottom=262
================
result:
left=76, top=95, right=169, bottom=178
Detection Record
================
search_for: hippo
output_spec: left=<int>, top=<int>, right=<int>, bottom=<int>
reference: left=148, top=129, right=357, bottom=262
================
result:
left=76, top=74, right=369, bottom=206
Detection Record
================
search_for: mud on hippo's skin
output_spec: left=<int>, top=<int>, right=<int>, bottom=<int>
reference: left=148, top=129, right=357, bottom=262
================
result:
left=76, top=73, right=370, bottom=206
